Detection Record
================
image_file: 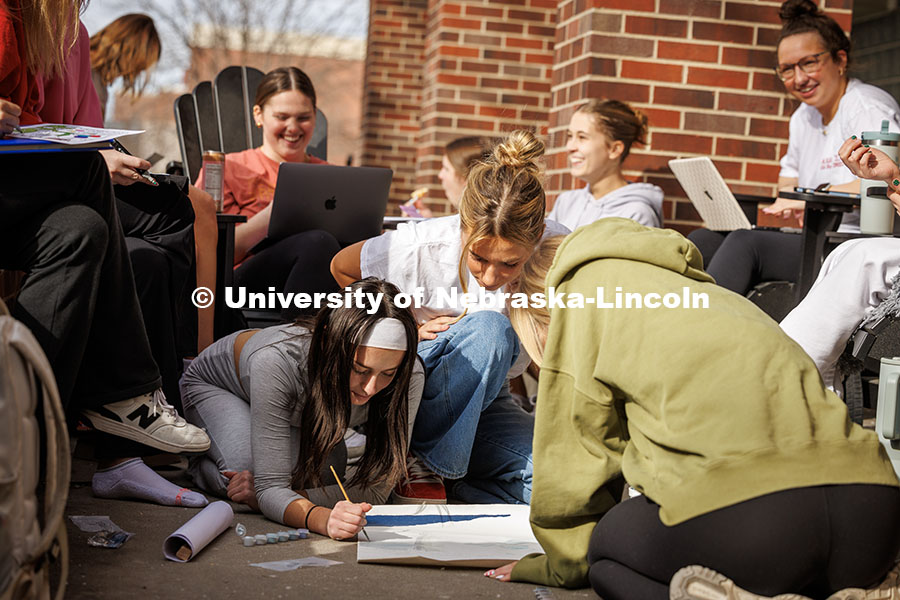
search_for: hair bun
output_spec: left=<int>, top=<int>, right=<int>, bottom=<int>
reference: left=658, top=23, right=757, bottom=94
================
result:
left=492, top=130, right=545, bottom=170
left=779, top=0, right=820, bottom=22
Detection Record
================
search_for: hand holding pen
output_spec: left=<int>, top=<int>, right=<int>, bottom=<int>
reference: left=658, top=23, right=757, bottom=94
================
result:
left=108, top=139, right=159, bottom=186
left=0, top=99, right=22, bottom=136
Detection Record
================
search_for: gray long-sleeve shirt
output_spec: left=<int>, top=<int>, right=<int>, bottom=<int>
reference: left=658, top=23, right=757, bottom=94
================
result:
left=191, top=323, right=423, bottom=524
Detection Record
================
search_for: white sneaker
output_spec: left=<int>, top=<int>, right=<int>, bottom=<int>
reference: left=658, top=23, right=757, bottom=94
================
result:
left=82, top=389, right=210, bottom=454
left=669, top=565, right=810, bottom=600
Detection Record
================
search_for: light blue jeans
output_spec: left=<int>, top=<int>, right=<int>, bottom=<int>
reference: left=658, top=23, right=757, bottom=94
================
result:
left=411, top=311, right=534, bottom=504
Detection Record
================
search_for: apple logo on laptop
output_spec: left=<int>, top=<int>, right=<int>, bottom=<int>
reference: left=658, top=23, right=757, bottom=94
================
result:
left=325, top=195, right=337, bottom=210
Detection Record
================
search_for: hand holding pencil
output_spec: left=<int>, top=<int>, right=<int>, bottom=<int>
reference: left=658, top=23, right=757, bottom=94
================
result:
left=326, top=465, right=371, bottom=541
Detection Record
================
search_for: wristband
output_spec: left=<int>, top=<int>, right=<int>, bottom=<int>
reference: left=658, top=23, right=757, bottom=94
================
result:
left=303, top=504, right=325, bottom=530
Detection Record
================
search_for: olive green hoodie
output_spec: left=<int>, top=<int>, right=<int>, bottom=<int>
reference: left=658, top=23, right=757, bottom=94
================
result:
left=511, top=218, right=899, bottom=588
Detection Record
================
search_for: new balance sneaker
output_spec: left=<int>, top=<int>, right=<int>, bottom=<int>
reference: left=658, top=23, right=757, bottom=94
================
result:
left=391, top=455, right=446, bottom=504
left=82, top=389, right=210, bottom=454
left=669, top=565, right=810, bottom=600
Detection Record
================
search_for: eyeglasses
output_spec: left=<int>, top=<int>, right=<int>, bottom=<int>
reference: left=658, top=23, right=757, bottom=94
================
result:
left=774, top=51, right=830, bottom=81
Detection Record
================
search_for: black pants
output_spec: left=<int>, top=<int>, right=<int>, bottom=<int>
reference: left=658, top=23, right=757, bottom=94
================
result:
left=687, top=228, right=801, bottom=295
left=0, top=152, right=160, bottom=410
left=234, top=229, right=341, bottom=321
left=587, top=485, right=900, bottom=600
left=117, top=176, right=195, bottom=410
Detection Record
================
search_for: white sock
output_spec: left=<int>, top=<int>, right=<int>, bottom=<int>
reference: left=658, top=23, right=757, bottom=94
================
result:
left=92, top=458, right=208, bottom=508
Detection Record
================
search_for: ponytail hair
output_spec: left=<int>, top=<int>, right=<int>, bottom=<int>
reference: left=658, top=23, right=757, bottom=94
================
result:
left=575, top=99, right=648, bottom=162
left=457, top=130, right=547, bottom=291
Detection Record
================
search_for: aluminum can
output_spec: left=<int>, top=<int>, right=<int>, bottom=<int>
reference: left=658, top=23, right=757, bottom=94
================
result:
left=201, top=150, right=225, bottom=212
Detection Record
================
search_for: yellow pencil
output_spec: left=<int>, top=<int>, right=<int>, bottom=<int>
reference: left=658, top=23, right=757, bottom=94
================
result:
left=329, top=465, right=370, bottom=541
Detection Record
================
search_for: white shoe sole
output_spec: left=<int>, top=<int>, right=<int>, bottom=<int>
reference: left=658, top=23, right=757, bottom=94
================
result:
left=82, top=410, right=210, bottom=454
left=670, top=566, right=810, bottom=600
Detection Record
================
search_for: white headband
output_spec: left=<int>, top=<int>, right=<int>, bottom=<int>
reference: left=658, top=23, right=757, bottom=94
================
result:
left=360, top=318, right=408, bottom=351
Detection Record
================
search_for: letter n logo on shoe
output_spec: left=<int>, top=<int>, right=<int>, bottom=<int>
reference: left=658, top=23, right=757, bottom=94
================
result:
left=126, top=403, right=161, bottom=429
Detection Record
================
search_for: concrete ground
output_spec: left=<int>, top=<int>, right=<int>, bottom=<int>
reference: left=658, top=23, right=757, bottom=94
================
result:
left=64, top=455, right=595, bottom=600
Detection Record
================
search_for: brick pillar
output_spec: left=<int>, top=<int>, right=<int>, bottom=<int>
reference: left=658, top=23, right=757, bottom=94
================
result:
left=546, top=0, right=853, bottom=234
left=360, top=0, right=428, bottom=210
left=414, top=0, right=558, bottom=216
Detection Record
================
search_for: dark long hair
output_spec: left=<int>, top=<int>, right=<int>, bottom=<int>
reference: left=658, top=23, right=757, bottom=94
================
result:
left=777, top=0, right=851, bottom=69
left=294, top=278, right=418, bottom=489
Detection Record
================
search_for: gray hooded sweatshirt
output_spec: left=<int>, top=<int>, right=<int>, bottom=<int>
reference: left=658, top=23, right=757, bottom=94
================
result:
left=547, top=182, right=664, bottom=231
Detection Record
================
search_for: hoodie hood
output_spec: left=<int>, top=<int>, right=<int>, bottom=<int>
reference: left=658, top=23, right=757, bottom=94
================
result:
left=597, top=182, right=664, bottom=224
left=547, top=217, right=712, bottom=290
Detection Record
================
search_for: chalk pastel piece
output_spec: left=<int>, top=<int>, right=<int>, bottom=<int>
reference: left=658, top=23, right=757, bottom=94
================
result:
left=163, top=501, right=234, bottom=562
left=255, top=535, right=267, bottom=545
left=266, top=533, right=277, bottom=544
left=235, top=523, right=247, bottom=537
left=242, top=536, right=255, bottom=547
left=277, top=532, right=289, bottom=543
left=296, top=528, right=309, bottom=539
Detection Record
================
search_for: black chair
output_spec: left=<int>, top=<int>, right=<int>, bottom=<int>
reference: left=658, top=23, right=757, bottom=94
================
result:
left=173, top=66, right=329, bottom=329
left=174, top=65, right=328, bottom=183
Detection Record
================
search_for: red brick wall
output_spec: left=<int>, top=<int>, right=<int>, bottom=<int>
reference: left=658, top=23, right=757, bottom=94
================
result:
left=360, top=0, right=428, bottom=210
left=412, top=0, right=558, bottom=216
left=547, top=0, right=853, bottom=235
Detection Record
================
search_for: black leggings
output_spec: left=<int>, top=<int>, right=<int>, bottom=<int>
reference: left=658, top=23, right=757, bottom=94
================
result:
left=234, top=229, right=341, bottom=321
left=587, top=485, right=900, bottom=600
left=687, top=229, right=801, bottom=295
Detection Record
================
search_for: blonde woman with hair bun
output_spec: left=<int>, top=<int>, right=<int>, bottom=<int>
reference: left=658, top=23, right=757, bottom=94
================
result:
left=332, top=129, right=570, bottom=506
left=549, top=99, right=663, bottom=231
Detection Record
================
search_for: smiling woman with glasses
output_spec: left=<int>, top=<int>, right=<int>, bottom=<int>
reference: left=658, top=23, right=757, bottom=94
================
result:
left=774, top=50, right=829, bottom=81
left=687, top=0, right=900, bottom=301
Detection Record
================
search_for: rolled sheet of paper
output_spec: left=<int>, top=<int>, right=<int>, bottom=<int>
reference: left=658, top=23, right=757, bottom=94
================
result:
left=163, top=501, right=234, bottom=562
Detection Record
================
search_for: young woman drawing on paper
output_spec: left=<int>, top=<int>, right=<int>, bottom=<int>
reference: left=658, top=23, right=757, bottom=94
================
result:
left=181, top=278, right=424, bottom=539
left=331, top=130, right=569, bottom=505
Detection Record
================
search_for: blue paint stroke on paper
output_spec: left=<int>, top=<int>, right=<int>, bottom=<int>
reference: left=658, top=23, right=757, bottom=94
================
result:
left=366, top=514, right=511, bottom=527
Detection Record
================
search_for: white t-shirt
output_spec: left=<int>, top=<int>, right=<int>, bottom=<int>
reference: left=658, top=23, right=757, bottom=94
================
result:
left=780, top=78, right=900, bottom=187
left=360, top=214, right=570, bottom=324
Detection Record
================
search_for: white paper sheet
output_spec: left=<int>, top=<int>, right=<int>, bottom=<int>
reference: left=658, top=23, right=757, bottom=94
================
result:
left=357, top=504, right=542, bottom=568
left=8, top=123, right=144, bottom=145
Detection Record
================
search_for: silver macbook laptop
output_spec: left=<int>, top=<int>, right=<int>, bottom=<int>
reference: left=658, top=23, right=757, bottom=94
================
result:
left=668, top=157, right=753, bottom=231
left=253, top=163, right=392, bottom=252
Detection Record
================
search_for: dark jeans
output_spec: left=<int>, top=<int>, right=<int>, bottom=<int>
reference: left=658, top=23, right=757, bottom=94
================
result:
left=235, top=229, right=341, bottom=320
left=0, top=152, right=160, bottom=411
left=117, top=176, right=195, bottom=410
left=587, top=485, right=900, bottom=600
left=688, top=228, right=801, bottom=295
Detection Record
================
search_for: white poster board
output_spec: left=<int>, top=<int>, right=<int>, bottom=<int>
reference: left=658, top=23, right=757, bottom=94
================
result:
left=357, top=504, right=542, bottom=568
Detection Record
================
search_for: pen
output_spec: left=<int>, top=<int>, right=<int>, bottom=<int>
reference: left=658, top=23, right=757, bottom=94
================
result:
left=329, top=465, right=370, bottom=541
left=110, top=138, right=159, bottom=186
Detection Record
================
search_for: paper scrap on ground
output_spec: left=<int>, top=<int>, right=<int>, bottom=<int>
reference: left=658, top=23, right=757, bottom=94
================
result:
left=250, top=557, right=343, bottom=572
left=69, top=515, right=128, bottom=534
left=357, top=504, right=542, bottom=568
left=8, top=123, right=144, bottom=144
